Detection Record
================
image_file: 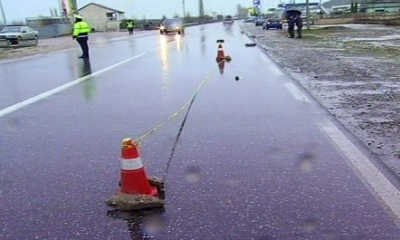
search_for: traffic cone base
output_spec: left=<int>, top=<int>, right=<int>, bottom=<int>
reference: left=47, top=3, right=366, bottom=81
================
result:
left=106, top=192, right=165, bottom=211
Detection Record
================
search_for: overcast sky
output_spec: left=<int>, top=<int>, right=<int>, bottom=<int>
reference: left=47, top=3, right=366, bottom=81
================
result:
left=1, top=0, right=314, bottom=22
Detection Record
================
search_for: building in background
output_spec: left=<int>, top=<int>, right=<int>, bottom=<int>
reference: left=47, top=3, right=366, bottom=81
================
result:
left=26, top=16, right=72, bottom=38
left=78, top=3, right=125, bottom=31
left=359, top=0, right=400, bottom=13
left=322, top=0, right=353, bottom=13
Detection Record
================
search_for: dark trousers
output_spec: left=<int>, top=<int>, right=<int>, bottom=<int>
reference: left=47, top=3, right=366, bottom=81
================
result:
left=128, top=27, right=134, bottom=35
left=288, top=27, right=295, bottom=38
left=77, top=37, right=89, bottom=57
left=297, top=26, right=303, bottom=38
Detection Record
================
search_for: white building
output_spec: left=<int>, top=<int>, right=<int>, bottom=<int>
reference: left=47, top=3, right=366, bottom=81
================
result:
left=78, top=3, right=125, bottom=31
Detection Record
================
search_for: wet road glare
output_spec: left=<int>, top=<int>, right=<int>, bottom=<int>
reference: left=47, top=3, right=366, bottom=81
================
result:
left=1, top=23, right=400, bottom=239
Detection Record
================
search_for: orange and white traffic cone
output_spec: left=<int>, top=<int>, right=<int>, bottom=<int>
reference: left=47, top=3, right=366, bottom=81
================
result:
left=120, top=138, right=158, bottom=196
left=216, top=43, right=225, bottom=62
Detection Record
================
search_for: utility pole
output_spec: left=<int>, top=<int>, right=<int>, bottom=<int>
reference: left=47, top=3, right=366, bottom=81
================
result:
left=182, top=0, right=186, bottom=21
left=0, top=0, right=7, bottom=26
left=306, top=0, right=310, bottom=30
left=199, top=0, right=204, bottom=23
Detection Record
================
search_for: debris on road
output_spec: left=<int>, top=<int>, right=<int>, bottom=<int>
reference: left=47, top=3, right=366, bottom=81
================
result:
left=245, top=43, right=257, bottom=47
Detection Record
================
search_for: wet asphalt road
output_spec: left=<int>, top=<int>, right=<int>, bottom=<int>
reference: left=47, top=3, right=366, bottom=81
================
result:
left=1, top=23, right=400, bottom=239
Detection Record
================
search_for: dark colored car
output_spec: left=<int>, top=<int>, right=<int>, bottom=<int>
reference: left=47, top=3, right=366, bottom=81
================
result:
left=159, top=18, right=184, bottom=35
left=263, top=19, right=283, bottom=30
left=255, top=18, right=267, bottom=26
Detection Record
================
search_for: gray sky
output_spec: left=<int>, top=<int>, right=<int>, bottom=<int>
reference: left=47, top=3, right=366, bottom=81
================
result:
left=1, top=0, right=290, bottom=22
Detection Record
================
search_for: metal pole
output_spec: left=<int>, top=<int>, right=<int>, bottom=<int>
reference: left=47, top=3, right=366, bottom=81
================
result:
left=0, top=0, right=7, bottom=26
left=182, top=0, right=185, bottom=21
left=306, top=0, right=310, bottom=30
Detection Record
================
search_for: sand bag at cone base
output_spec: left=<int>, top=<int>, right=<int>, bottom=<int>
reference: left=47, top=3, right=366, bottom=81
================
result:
left=148, top=176, right=164, bottom=189
left=106, top=193, right=165, bottom=211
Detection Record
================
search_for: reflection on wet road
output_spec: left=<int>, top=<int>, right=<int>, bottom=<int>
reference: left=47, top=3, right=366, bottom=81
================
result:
left=1, top=23, right=400, bottom=240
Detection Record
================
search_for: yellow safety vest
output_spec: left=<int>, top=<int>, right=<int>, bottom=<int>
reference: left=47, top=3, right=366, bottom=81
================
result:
left=127, top=22, right=134, bottom=28
left=73, top=21, right=91, bottom=37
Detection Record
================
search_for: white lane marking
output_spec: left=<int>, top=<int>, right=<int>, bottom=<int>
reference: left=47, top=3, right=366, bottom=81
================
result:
left=258, top=51, right=272, bottom=63
left=269, top=64, right=285, bottom=76
left=318, top=121, right=400, bottom=221
left=284, top=83, right=310, bottom=102
left=0, top=54, right=44, bottom=64
left=258, top=51, right=284, bottom=76
left=0, top=48, right=159, bottom=118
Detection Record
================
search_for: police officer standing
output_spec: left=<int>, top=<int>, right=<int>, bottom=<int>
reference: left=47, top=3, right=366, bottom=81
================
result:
left=73, top=15, right=91, bottom=59
left=295, top=14, right=303, bottom=38
left=288, top=15, right=295, bottom=38
left=127, top=20, right=134, bottom=35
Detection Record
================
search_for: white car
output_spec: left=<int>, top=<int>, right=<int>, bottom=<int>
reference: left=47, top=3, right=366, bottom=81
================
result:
left=0, top=25, right=39, bottom=46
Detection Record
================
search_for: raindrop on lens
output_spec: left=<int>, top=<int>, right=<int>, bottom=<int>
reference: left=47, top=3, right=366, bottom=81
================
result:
left=298, top=152, right=315, bottom=173
left=301, top=218, right=318, bottom=233
left=185, top=166, right=201, bottom=183
left=142, top=215, right=164, bottom=236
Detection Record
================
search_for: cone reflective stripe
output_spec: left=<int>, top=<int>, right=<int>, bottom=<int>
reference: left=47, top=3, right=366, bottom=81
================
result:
left=120, top=138, right=158, bottom=196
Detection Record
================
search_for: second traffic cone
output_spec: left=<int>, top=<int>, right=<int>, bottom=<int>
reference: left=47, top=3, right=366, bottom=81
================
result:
left=216, top=43, right=225, bottom=62
left=120, top=138, right=158, bottom=196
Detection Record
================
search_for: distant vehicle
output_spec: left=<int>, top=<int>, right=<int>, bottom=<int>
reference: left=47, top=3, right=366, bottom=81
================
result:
left=0, top=25, right=39, bottom=46
left=159, top=18, right=184, bottom=35
left=255, top=18, right=268, bottom=26
left=223, top=15, right=234, bottom=24
left=263, top=19, right=283, bottom=30
left=244, top=17, right=255, bottom=23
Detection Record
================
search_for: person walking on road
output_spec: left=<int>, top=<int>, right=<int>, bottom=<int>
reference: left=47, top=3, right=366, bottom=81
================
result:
left=295, top=14, right=303, bottom=38
left=73, top=15, right=91, bottom=59
left=127, top=20, right=135, bottom=35
left=288, top=16, right=295, bottom=38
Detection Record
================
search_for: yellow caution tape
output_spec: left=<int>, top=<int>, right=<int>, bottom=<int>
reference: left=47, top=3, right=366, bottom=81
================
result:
left=135, top=59, right=228, bottom=145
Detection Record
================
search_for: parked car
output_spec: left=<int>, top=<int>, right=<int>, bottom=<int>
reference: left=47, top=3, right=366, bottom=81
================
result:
left=159, top=18, right=184, bottom=35
left=263, top=19, right=283, bottom=30
left=223, top=15, right=234, bottom=24
left=255, top=18, right=267, bottom=26
left=0, top=25, right=39, bottom=46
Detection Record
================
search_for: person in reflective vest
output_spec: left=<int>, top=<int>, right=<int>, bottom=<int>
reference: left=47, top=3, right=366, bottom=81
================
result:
left=127, top=20, right=134, bottom=35
left=73, top=15, right=91, bottom=59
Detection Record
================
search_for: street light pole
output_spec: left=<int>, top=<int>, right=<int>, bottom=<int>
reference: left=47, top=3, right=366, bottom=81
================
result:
left=0, top=0, right=7, bottom=26
left=306, top=0, right=310, bottom=30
